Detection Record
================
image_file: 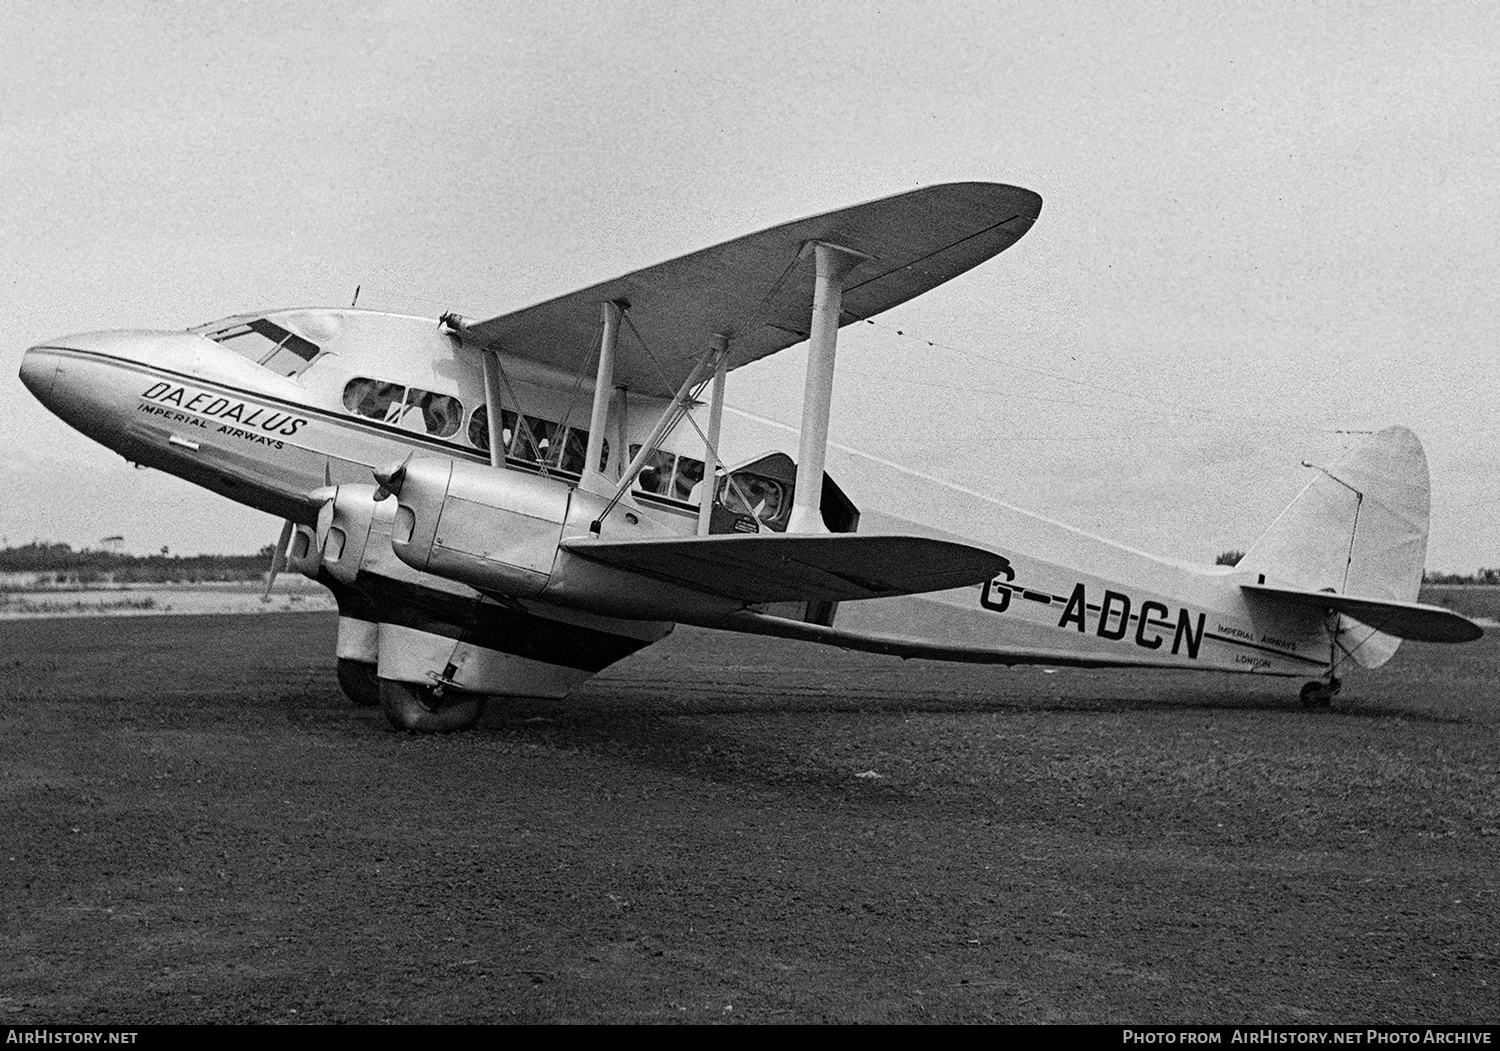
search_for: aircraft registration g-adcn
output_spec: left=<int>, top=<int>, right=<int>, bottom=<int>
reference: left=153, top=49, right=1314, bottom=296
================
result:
left=19, top=182, right=1483, bottom=732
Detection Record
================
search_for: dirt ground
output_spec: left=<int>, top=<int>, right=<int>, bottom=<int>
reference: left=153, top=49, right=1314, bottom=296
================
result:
left=0, top=612, right=1495, bottom=1024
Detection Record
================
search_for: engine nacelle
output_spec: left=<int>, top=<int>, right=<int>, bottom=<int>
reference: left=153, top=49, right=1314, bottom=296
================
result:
left=390, top=458, right=570, bottom=598
left=284, top=522, right=323, bottom=581
left=310, top=483, right=391, bottom=587
left=389, top=457, right=741, bottom=623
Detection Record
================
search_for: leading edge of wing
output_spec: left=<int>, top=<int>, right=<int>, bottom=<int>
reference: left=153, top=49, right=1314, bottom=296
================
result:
left=460, top=182, right=1042, bottom=393
left=558, top=532, right=1009, bottom=604
left=1241, top=583, right=1484, bottom=643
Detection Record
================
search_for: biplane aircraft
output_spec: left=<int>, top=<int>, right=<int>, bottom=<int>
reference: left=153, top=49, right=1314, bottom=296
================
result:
left=18, top=182, right=1482, bottom=732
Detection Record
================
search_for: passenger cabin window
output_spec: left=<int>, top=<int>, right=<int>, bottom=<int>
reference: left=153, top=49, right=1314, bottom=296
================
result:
left=722, top=474, right=786, bottom=524
left=468, top=405, right=514, bottom=452
left=468, top=405, right=606, bottom=474
left=627, top=443, right=787, bottom=527
left=201, top=318, right=322, bottom=377
left=405, top=389, right=463, bottom=438
left=341, top=378, right=463, bottom=438
left=514, top=415, right=558, bottom=464
left=556, top=427, right=591, bottom=475
left=629, top=446, right=706, bottom=502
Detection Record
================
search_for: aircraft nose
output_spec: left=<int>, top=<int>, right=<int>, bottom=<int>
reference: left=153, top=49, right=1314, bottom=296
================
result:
left=18, top=346, right=60, bottom=401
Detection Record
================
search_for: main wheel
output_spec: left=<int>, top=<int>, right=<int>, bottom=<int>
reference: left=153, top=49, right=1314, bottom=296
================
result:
left=1299, top=680, right=1322, bottom=708
left=378, top=677, right=485, bottom=733
left=336, top=658, right=380, bottom=707
left=1299, top=678, right=1340, bottom=708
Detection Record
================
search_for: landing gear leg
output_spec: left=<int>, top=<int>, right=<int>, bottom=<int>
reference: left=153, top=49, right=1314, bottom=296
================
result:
left=1301, top=613, right=1348, bottom=709
left=1299, top=676, right=1341, bottom=708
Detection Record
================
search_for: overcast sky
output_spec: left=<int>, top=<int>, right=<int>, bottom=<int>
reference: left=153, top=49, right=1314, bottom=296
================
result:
left=2, top=1, right=1496, bottom=571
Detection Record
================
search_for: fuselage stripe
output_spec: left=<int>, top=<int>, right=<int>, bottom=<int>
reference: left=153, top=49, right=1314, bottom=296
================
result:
left=52, top=346, right=614, bottom=483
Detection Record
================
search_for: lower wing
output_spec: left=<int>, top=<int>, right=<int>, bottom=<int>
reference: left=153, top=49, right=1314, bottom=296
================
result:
left=558, top=532, right=1007, bottom=604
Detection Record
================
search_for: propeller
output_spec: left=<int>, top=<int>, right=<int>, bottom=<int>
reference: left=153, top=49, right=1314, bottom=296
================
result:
left=261, top=518, right=295, bottom=602
left=315, top=495, right=336, bottom=553
left=373, top=454, right=411, bottom=501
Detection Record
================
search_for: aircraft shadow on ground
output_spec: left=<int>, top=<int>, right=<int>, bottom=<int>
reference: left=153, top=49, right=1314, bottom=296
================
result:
left=376, top=677, right=1462, bottom=792
left=498, top=674, right=1469, bottom=724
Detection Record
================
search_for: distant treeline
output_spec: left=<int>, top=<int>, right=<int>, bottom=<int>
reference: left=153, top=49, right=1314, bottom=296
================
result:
left=5, top=542, right=1498, bottom=588
left=1216, top=550, right=1496, bottom=585
left=1423, top=569, right=1500, bottom=585
left=0, top=542, right=273, bottom=583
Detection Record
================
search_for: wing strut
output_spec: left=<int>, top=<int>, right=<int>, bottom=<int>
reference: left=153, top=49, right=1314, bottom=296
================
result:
left=480, top=349, right=506, bottom=469
left=587, top=342, right=720, bottom=534
left=580, top=300, right=625, bottom=493
left=697, top=339, right=729, bottom=535
left=611, top=348, right=715, bottom=500
left=788, top=241, right=869, bottom=533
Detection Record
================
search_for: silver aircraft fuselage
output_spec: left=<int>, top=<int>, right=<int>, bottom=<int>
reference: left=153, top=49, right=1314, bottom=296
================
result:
left=19, top=307, right=1347, bottom=680
left=19, top=309, right=709, bottom=531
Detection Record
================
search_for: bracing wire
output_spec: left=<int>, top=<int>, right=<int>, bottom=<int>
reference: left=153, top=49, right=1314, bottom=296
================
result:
left=618, top=312, right=761, bottom=522
left=553, top=316, right=604, bottom=470
left=855, top=316, right=1360, bottom=435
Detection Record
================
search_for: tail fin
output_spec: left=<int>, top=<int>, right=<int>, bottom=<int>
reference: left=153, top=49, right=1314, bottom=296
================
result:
left=1238, top=426, right=1430, bottom=669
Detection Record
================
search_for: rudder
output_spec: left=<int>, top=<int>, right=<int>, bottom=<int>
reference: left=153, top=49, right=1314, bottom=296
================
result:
left=1238, top=426, right=1430, bottom=669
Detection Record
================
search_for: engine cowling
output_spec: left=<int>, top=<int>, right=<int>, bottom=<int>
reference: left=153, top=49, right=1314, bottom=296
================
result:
left=387, top=458, right=742, bottom=623
left=389, top=458, right=570, bottom=599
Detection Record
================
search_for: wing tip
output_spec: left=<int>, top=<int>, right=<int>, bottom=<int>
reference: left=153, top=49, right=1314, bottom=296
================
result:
left=910, top=180, right=1044, bottom=222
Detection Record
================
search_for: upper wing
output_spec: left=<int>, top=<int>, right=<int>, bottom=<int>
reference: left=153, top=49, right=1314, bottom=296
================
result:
left=457, top=182, right=1042, bottom=395
left=1242, top=582, right=1483, bottom=643
left=558, top=532, right=1008, bottom=604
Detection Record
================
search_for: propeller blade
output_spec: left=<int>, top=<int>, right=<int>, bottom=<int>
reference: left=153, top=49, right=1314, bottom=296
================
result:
left=373, top=454, right=411, bottom=501
left=315, top=496, right=336, bottom=553
left=262, top=518, right=295, bottom=601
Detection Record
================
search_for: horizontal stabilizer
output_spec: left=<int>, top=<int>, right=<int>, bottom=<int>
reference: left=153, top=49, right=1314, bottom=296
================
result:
left=1242, top=583, right=1483, bottom=644
left=559, top=533, right=1008, bottom=604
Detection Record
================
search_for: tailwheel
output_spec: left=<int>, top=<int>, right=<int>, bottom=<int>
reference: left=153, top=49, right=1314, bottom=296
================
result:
left=378, top=677, right=485, bottom=734
left=336, top=658, right=380, bottom=708
left=1298, top=677, right=1341, bottom=709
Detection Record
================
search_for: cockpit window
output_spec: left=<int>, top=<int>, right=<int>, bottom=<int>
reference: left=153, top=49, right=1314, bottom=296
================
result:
left=341, top=378, right=464, bottom=439
left=201, top=318, right=322, bottom=377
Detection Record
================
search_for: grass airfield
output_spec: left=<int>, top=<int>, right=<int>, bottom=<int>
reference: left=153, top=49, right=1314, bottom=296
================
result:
left=0, top=611, right=1495, bottom=1024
